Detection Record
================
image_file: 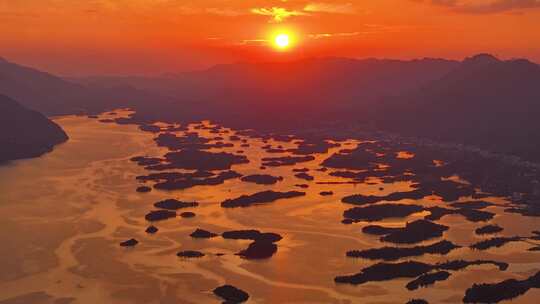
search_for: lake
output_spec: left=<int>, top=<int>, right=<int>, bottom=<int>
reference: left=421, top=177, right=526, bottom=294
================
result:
left=0, top=110, right=539, bottom=304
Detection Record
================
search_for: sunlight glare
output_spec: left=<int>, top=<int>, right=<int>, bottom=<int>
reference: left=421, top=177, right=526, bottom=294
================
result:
left=274, top=33, right=290, bottom=49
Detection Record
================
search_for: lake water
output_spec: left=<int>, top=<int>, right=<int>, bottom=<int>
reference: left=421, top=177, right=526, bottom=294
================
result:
left=0, top=111, right=539, bottom=304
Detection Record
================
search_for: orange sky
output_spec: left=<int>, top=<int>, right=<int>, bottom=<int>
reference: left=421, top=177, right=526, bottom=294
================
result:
left=1, top=0, right=539, bottom=75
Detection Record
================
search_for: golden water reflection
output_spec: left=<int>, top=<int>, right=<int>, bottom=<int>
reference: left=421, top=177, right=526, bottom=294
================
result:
left=0, top=111, right=539, bottom=303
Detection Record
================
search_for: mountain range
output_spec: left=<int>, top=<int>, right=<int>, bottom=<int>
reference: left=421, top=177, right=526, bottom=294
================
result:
left=1, top=54, right=540, bottom=161
left=376, top=54, right=540, bottom=160
left=0, top=56, right=150, bottom=116
left=73, top=57, right=459, bottom=128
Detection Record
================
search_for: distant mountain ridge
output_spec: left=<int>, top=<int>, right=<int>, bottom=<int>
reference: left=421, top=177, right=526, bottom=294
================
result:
left=81, top=56, right=458, bottom=129
left=0, top=94, right=68, bottom=163
left=3, top=54, right=540, bottom=161
left=0, top=58, right=151, bottom=115
left=376, top=54, right=540, bottom=160
left=75, top=57, right=458, bottom=103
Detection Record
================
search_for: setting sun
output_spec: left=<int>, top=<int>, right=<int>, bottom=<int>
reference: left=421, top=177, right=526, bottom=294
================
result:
left=274, top=33, right=290, bottom=49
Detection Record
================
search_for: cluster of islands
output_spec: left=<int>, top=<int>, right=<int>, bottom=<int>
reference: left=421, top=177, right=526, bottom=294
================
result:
left=81, top=109, right=540, bottom=304
left=1, top=102, right=539, bottom=302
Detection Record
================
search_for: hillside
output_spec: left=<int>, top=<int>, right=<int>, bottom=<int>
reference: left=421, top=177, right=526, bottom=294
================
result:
left=0, top=94, right=68, bottom=163
left=377, top=54, right=540, bottom=160
left=0, top=57, right=149, bottom=115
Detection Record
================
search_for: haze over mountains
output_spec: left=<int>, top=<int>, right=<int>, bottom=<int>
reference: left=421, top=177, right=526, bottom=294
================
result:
left=0, top=57, right=149, bottom=116
left=75, top=57, right=459, bottom=127
left=1, top=54, right=540, bottom=161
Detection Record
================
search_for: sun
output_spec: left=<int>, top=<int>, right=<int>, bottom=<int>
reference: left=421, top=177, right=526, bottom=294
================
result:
left=274, top=33, right=290, bottom=49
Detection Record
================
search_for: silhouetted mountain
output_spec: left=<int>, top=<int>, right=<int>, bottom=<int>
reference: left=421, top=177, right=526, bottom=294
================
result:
left=0, top=57, right=152, bottom=115
left=0, top=94, right=68, bottom=163
left=75, top=58, right=458, bottom=103
left=7, top=54, right=540, bottom=161
left=100, top=57, right=458, bottom=130
left=377, top=54, right=540, bottom=161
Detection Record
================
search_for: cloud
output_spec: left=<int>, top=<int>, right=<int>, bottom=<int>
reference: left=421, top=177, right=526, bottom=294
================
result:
left=304, top=2, right=355, bottom=14
left=251, top=2, right=358, bottom=22
left=420, top=0, right=540, bottom=14
left=251, top=7, right=308, bottom=22
left=308, top=31, right=360, bottom=39
left=307, top=24, right=404, bottom=40
left=238, top=39, right=268, bottom=46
